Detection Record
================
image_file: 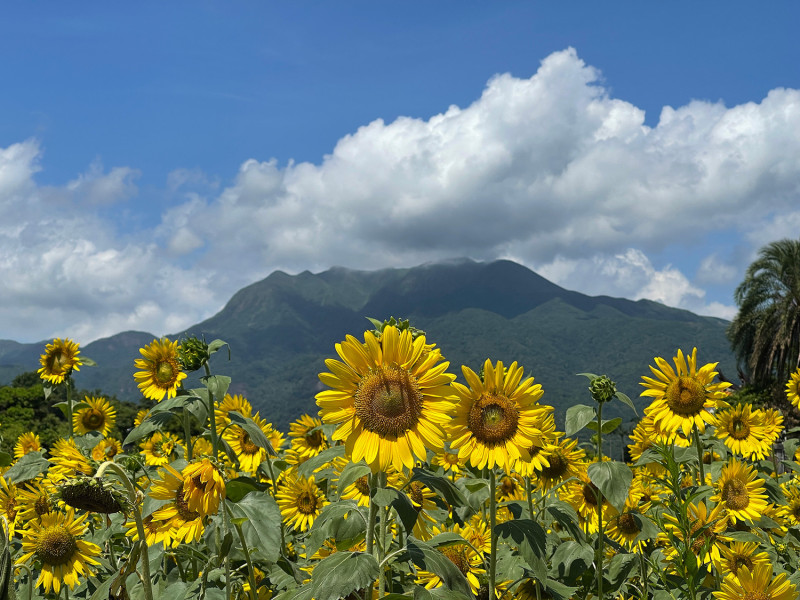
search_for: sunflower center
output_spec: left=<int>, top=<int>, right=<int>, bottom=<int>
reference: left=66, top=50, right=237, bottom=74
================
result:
left=617, top=513, right=641, bottom=536
left=35, top=526, right=78, bottom=566
left=722, top=478, right=750, bottom=511
left=440, top=545, right=471, bottom=576
left=582, top=482, right=600, bottom=507
left=732, top=556, right=753, bottom=575
left=499, top=477, right=517, bottom=497
left=81, top=408, right=105, bottom=430
left=156, top=361, right=176, bottom=384
left=742, top=593, right=770, bottom=600
left=354, top=475, right=371, bottom=496
left=791, top=504, right=800, bottom=519
left=306, top=430, right=325, bottom=448
left=443, top=452, right=459, bottom=466
left=240, top=432, right=260, bottom=455
left=730, top=417, right=750, bottom=440
left=664, top=376, right=707, bottom=415
left=47, top=350, right=68, bottom=373
left=467, top=393, right=519, bottom=446
left=408, top=482, right=425, bottom=510
left=176, top=484, right=200, bottom=521
left=34, top=496, right=52, bottom=516
left=540, top=452, right=568, bottom=479
left=354, top=366, right=423, bottom=437
left=297, top=491, right=318, bottom=515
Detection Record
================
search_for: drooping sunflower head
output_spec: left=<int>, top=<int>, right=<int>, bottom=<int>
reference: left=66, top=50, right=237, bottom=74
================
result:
left=640, top=347, right=731, bottom=436
left=58, top=476, right=126, bottom=514
left=38, top=338, right=83, bottom=385
left=133, top=337, right=187, bottom=401
left=316, top=325, right=457, bottom=473
left=450, top=359, right=552, bottom=471
left=14, top=432, right=42, bottom=459
left=786, top=367, right=800, bottom=410
left=73, top=396, right=117, bottom=436
left=181, top=458, right=226, bottom=517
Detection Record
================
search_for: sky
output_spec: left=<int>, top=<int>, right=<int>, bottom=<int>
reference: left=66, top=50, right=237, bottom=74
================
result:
left=2, top=3, right=800, bottom=344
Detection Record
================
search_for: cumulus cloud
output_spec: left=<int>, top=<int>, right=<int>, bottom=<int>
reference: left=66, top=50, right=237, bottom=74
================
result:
left=2, top=48, right=799, bottom=342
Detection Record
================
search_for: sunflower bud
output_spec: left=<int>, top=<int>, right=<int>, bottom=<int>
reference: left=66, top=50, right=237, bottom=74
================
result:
left=178, top=336, right=210, bottom=372
left=589, top=375, right=616, bottom=404
left=367, top=316, right=425, bottom=340
left=58, top=476, right=128, bottom=514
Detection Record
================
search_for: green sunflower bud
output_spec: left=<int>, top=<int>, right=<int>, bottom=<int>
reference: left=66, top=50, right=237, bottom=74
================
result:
left=366, top=316, right=425, bottom=340
left=178, top=336, right=210, bottom=372
left=589, top=375, right=616, bottom=404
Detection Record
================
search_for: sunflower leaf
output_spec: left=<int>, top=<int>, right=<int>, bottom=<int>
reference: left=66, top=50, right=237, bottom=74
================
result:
left=309, top=551, right=380, bottom=600
left=414, top=588, right=472, bottom=600
left=0, top=453, right=11, bottom=468
left=494, top=519, right=548, bottom=573
left=336, top=460, right=372, bottom=500
left=411, top=467, right=467, bottom=508
left=585, top=417, right=622, bottom=434
left=207, top=339, right=230, bottom=359
left=405, top=538, right=472, bottom=597
left=549, top=540, right=593, bottom=583
left=2, top=451, right=49, bottom=484
left=227, top=492, right=282, bottom=562
left=305, top=500, right=362, bottom=558
left=122, top=411, right=175, bottom=446
left=564, top=404, right=595, bottom=437
left=614, top=391, right=638, bottom=416
left=372, top=487, right=418, bottom=533
left=297, top=445, right=345, bottom=479
left=587, top=460, right=632, bottom=513
left=545, top=501, right=585, bottom=544
left=226, top=477, right=269, bottom=503
left=227, top=411, right=275, bottom=456
left=201, top=374, right=231, bottom=402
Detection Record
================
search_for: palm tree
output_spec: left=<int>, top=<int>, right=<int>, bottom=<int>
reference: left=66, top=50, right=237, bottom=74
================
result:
left=728, top=238, right=800, bottom=392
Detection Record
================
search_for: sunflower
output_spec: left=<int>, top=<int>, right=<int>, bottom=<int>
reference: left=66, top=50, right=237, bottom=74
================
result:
left=91, top=438, right=122, bottom=462
left=534, top=437, right=586, bottom=492
left=14, top=432, right=42, bottom=459
left=513, top=412, right=560, bottom=477
left=38, top=338, right=83, bottom=385
left=16, top=509, right=101, bottom=594
left=223, top=412, right=281, bottom=476
left=431, top=448, right=464, bottom=478
left=124, top=514, right=172, bottom=547
left=403, top=476, right=439, bottom=541
left=606, top=494, right=647, bottom=552
left=73, top=396, right=116, bottom=436
left=713, top=541, right=771, bottom=583
left=140, top=431, right=178, bottom=466
left=276, top=473, right=327, bottom=532
left=149, top=464, right=205, bottom=546
left=781, top=484, right=800, bottom=526
left=0, top=477, right=19, bottom=536
left=714, top=404, right=771, bottom=460
left=714, top=562, right=797, bottom=600
left=188, top=436, right=214, bottom=459
left=786, top=367, right=800, bottom=410
left=133, top=408, right=150, bottom=427
left=339, top=468, right=401, bottom=507
left=660, top=501, right=729, bottom=567
left=760, top=407, right=784, bottom=442
left=133, top=337, right=187, bottom=401
left=215, top=393, right=253, bottom=430
left=316, top=325, right=457, bottom=473
left=16, top=480, right=56, bottom=522
left=562, top=467, right=618, bottom=534
left=415, top=526, right=485, bottom=595
left=640, top=347, right=731, bottom=435
left=181, top=458, right=226, bottom=517
left=449, top=359, right=552, bottom=471
left=49, top=439, right=94, bottom=482
left=289, top=414, right=329, bottom=460
left=462, top=514, right=492, bottom=554
left=496, top=473, right=526, bottom=502
left=712, top=459, right=769, bottom=523
left=627, top=410, right=691, bottom=466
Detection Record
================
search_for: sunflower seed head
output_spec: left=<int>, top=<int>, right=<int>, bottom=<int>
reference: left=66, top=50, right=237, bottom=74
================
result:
left=58, top=476, right=129, bottom=514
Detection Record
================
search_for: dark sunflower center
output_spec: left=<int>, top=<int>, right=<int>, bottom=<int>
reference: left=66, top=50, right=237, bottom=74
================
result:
left=722, top=478, right=750, bottom=511
left=47, top=350, right=68, bottom=373
left=617, top=513, right=641, bottom=536
left=540, top=452, right=568, bottom=479
left=499, top=477, right=517, bottom=496
left=791, top=503, right=800, bottom=519
left=354, top=475, right=371, bottom=496
left=306, top=430, right=325, bottom=448
left=354, top=366, right=423, bottom=437
left=440, top=545, right=471, bottom=576
left=467, top=393, right=519, bottom=446
left=103, top=444, right=119, bottom=459
left=730, top=417, right=750, bottom=440
left=743, top=593, right=770, bottom=600
left=35, top=526, right=77, bottom=566
left=241, top=432, right=260, bottom=455
left=156, top=361, right=176, bottom=384
left=81, top=408, right=105, bottom=430
left=732, top=556, right=753, bottom=575
left=664, top=376, right=706, bottom=415
left=408, top=482, right=425, bottom=510
left=176, top=483, right=200, bottom=521
left=582, top=482, right=600, bottom=506
left=690, top=529, right=714, bottom=554
left=35, top=496, right=52, bottom=516
left=297, top=491, right=318, bottom=515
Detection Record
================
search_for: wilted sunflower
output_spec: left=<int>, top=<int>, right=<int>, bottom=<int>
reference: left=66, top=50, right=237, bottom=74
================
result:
left=14, top=432, right=42, bottom=459
left=714, top=404, right=771, bottom=460
left=450, top=359, right=552, bottom=471
left=289, top=414, right=329, bottom=459
left=712, top=459, right=769, bottom=523
left=276, top=473, right=327, bottom=532
left=714, top=562, right=797, bottom=600
left=17, top=509, right=101, bottom=594
left=73, top=396, right=116, bottom=436
left=38, top=338, right=83, bottom=384
left=640, top=347, right=731, bottom=436
left=786, top=367, right=800, bottom=410
left=133, top=337, right=187, bottom=401
left=149, top=464, right=205, bottom=546
left=316, top=325, right=456, bottom=473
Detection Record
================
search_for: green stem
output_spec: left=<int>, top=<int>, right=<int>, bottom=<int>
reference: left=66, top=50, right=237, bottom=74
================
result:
left=263, top=455, right=286, bottom=553
left=94, top=461, right=154, bottom=600
left=596, top=401, right=604, bottom=600
left=694, top=426, right=705, bottom=484
left=489, top=469, right=497, bottom=600
left=66, top=376, right=74, bottom=439
left=184, top=411, right=193, bottom=461
left=228, top=512, right=258, bottom=600
left=222, top=504, right=232, bottom=600
left=366, top=473, right=378, bottom=556
left=203, top=363, right=220, bottom=459
left=525, top=476, right=534, bottom=519
left=14, top=564, right=33, bottom=600
left=639, top=551, right=648, bottom=600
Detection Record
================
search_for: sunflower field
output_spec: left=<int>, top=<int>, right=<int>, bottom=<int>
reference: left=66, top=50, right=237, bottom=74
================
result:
left=3, top=320, right=800, bottom=600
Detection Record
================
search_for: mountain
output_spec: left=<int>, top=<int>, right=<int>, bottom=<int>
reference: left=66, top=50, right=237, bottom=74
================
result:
left=0, top=259, right=736, bottom=430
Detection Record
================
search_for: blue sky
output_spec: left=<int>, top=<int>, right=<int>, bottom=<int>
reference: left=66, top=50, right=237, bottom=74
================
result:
left=2, top=3, right=799, bottom=343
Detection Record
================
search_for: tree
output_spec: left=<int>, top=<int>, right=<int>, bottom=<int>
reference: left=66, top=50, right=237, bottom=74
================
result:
left=728, top=238, right=800, bottom=393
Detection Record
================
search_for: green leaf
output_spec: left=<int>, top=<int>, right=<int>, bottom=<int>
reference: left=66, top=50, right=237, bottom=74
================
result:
left=415, top=589, right=472, bottom=600
left=411, top=467, right=467, bottom=507
left=585, top=417, right=622, bottom=434
left=405, top=538, right=472, bottom=597
left=672, top=445, right=697, bottom=464
left=227, top=492, right=282, bottom=562
left=576, top=372, right=599, bottom=380
left=587, top=460, right=632, bottom=513
left=2, top=451, right=49, bottom=484
left=543, top=578, right=579, bottom=600
left=549, top=541, right=593, bottom=582
left=297, top=445, right=345, bottom=479
left=336, top=460, right=372, bottom=500
left=52, top=401, right=70, bottom=419
left=81, top=356, right=98, bottom=367
left=615, top=391, right=638, bottom=416
left=207, top=339, right=230, bottom=359
left=305, top=501, right=362, bottom=558
left=545, top=501, right=585, bottom=543
left=309, top=552, right=380, bottom=600
left=565, top=404, right=595, bottom=437
left=605, top=553, right=638, bottom=592
left=227, top=411, right=275, bottom=456
left=123, top=411, right=175, bottom=446
left=494, top=518, right=548, bottom=572
left=372, top=487, right=418, bottom=533
left=201, top=374, right=231, bottom=401
left=225, top=477, right=270, bottom=503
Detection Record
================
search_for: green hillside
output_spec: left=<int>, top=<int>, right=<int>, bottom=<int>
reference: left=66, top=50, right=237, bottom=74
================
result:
left=0, top=259, right=736, bottom=432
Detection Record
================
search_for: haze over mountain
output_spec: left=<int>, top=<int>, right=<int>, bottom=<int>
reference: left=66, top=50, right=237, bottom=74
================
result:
left=0, top=259, right=736, bottom=430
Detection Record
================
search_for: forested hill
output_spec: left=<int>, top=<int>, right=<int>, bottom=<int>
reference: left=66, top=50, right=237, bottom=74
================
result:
left=0, top=259, right=736, bottom=430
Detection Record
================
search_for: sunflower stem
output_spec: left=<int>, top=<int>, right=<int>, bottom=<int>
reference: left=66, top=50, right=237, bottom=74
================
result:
left=14, top=563, right=33, bottom=600
left=638, top=550, right=648, bottom=600
left=694, top=426, right=705, bottom=485
left=595, top=401, right=604, bottom=600
left=183, top=411, right=193, bottom=461
left=226, top=505, right=258, bottom=600
left=262, top=455, right=286, bottom=553
left=489, top=468, right=497, bottom=600
left=525, top=476, right=534, bottom=519
left=222, top=504, right=232, bottom=600
left=95, top=461, right=154, bottom=600
left=66, top=375, right=74, bottom=440
left=203, top=363, right=220, bottom=460
left=379, top=479, right=388, bottom=597
left=366, top=473, right=378, bottom=556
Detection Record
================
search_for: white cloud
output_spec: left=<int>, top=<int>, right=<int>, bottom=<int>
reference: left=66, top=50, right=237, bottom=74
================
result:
left=3, top=48, right=799, bottom=342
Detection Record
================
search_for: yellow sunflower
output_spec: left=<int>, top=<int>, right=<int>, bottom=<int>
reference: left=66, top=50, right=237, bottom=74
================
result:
left=714, top=562, right=797, bottom=600
left=73, top=396, right=117, bottom=436
left=140, top=431, right=178, bottom=466
left=91, top=438, right=123, bottom=462
left=449, top=359, right=552, bottom=471
left=17, top=509, right=101, bottom=594
left=288, top=414, right=329, bottom=460
left=16, top=480, right=56, bottom=522
left=49, top=438, right=94, bottom=482
left=316, top=325, right=457, bottom=473
left=640, top=347, right=731, bottom=435
left=534, top=437, right=586, bottom=492
left=0, top=477, right=19, bottom=536
left=403, top=476, right=439, bottom=541
left=215, top=393, right=253, bottom=429
left=14, top=432, right=42, bottom=459
left=37, top=338, right=83, bottom=384
left=496, top=473, right=526, bottom=502
left=786, top=367, right=800, bottom=410
left=561, top=467, right=618, bottom=534
left=714, top=404, right=771, bottom=460
left=133, top=337, right=187, bottom=401
left=124, top=514, right=172, bottom=547
left=415, top=526, right=485, bottom=595
left=149, top=464, right=205, bottom=546
left=712, top=459, right=769, bottom=523
left=181, top=458, right=226, bottom=517
left=713, top=542, right=770, bottom=583
left=223, top=412, right=280, bottom=476
left=276, top=473, right=327, bottom=532
left=431, top=448, right=464, bottom=478
left=133, top=407, right=150, bottom=426
left=660, top=501, right=729, bottom=567
left=339, top=468, right=401, bottom=507
left=781, top=484, right=800, bottom=526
